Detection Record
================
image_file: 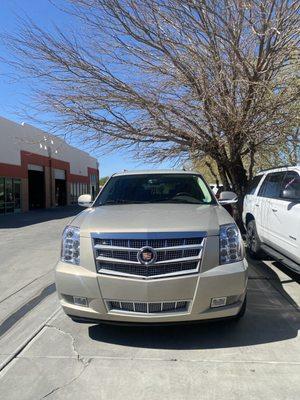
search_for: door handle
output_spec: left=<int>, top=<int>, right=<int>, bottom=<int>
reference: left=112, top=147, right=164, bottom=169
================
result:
left=271, top=208, right=278, bottom=212
left=255, top=204, right=259, bottom=207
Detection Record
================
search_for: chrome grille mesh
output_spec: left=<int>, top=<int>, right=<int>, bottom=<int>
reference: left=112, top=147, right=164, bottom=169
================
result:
left=97, top=261, right=199, bottom=277
left=97, top=248, right=200, bottom=262
left=94, top=237, right=203, bottom=248
left=92, top=233, right=205, bottom=279
left=106, top=300, right=190, bottom=313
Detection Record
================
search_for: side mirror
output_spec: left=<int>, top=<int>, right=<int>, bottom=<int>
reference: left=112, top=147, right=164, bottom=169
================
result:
left=282, top=189, right=300, bottom=201
left=218, top=191, right=238, bottom=205
left=78, top=194, right=92, bottom=208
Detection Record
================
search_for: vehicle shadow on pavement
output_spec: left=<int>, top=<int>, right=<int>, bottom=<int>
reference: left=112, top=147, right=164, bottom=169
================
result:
left=88, top=261, right=299, bottom=350
left=0, top=206, right=81, bottom=229
left=252, top=257, right=300, bottom=284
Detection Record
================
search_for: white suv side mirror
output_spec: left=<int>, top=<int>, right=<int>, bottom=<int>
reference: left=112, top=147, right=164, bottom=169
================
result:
left=219, top=191, right=238, bottom=205
left=78, top=194, right=93, bottom=207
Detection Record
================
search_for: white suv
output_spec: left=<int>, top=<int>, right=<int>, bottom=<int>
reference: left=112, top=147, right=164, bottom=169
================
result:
left=243, top=166, right=300, bottom=273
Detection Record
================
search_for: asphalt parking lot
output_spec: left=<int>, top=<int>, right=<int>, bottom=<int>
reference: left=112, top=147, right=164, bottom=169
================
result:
left=0, top=209, right=299, bottom=399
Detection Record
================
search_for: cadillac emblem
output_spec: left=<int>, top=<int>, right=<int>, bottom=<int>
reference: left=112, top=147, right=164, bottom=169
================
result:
left=137, top=246, right=157, bottom=265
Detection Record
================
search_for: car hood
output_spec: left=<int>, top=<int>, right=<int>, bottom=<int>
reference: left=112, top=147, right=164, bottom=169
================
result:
left=72, top=203, right=234, bottom=237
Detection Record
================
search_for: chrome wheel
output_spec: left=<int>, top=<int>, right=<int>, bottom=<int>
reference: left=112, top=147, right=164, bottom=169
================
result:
left=246, top=220, right=263, bottom=258
left=247, top=225, right=256, bottom=253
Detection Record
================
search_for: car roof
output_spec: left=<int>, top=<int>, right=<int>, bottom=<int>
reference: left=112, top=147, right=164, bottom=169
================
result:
left=257, top=165, right=300, bottom=176
left=112, top=169, right=203, bottom=177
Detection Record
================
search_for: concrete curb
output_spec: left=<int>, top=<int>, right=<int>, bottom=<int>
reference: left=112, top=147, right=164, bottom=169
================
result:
left=0, top=307, right=61, bottom=374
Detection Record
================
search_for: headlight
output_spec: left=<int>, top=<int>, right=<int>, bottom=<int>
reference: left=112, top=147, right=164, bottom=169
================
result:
left=219, top=223, right=243, bottom=264
left=61, top=226, right=80, bottom=265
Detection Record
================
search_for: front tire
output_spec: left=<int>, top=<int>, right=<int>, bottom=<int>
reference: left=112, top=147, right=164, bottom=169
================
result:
left=246, top=220, right=263, bottom=259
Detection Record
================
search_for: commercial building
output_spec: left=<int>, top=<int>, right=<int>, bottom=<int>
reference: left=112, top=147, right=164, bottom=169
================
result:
left=0, top=116, right=99, bottom=214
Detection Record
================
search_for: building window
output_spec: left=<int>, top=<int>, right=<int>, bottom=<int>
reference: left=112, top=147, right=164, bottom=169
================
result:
left=0, top=177, right=22, bottom=214
left=90, top=173, right=99, bottom=200
left=70, top=182, right=89, bottom=204
left=70, top=182, right=76, bottom=205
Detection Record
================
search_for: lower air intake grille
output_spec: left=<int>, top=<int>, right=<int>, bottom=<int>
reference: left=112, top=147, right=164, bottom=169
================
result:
left=106, top=300, right=190, bottom=313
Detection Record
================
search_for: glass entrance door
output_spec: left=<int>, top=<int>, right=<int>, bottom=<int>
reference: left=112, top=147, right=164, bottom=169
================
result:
left=0, top=178, right=4, bottom=214
left=14, top=179, right=21, bottom=212
left=5, top=178, right=14, bottom=213
left=0, top=177, right=22, bottom=214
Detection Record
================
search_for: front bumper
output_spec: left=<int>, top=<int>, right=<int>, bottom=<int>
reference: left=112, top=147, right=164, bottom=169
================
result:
left=55, top=259, right=248, bottom=324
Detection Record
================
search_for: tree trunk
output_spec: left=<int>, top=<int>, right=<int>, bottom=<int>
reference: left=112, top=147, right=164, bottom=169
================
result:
left=227, top=156, right=248, bottom=233
left=212, top=154, right=248, bottom=232
left=217, top=165, right=231, bottom=190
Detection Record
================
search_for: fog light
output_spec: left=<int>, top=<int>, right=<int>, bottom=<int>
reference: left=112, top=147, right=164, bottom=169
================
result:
left=211, top=297, right=227, bottom=308
left=73, top=296, right=88, bottom=307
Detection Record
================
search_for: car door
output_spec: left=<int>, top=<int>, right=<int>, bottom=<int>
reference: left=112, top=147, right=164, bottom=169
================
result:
left=255, top=172, right=284, bottom=244
left=267, top=170, right=300, bottom=264
left=252, top=174, right=268, bottom=241
left=243, top=174, right=264, bottom=228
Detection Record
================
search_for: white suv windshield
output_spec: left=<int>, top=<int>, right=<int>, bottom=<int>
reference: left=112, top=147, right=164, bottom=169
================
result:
left=95, top=174, right=214, bottom=206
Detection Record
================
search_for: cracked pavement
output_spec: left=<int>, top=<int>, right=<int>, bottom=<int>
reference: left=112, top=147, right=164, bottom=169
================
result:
left=40, top=324, right=91, bottom=400
left=0, top=209, right=299, bottom=399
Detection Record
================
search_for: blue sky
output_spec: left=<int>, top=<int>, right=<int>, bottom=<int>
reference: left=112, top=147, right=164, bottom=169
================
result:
left=0, top=0, right=173, bottom=177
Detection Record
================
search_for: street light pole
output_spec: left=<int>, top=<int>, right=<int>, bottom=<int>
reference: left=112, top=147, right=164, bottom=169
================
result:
left=41, top=137, right=58, bottom=208
left=48, top=146, right=53, bottom=207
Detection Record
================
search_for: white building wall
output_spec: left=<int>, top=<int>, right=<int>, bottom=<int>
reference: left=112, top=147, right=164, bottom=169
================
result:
left=0, top=116, right=98, bottom=175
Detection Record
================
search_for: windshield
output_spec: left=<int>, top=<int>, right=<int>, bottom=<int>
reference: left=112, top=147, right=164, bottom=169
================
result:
left=94, top=173, right=215, bottom=206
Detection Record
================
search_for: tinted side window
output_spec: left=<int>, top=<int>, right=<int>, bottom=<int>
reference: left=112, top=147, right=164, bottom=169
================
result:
left=246, top=175, right=263, bottom=195
left=258, top=172, right=284, bottom=198
left=280, top=171, right=300, bottom=199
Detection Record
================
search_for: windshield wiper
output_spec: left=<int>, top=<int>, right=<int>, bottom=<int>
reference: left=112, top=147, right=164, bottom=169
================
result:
left=156, top=199, right=205, bottom=205
left=100, top=200, right=149, bottom=206
left=99, top=200, right=124, bottom=206
left=99, top=199, right=206, bottom=206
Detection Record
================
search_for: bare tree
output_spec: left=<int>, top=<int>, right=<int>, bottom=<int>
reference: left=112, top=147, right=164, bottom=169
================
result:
left=4, top=0, right=300, bottom=222
left=286, top=128, right=300, bottom=163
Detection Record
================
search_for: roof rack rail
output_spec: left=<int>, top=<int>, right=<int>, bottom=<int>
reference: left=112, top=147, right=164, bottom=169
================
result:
left=258, top=165, right=293, bottom=173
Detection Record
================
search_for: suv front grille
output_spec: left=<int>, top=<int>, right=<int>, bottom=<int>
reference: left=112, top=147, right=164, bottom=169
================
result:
left=92, top=232, right=205, bottom=279
left=106, top=300, right=190, bottom=313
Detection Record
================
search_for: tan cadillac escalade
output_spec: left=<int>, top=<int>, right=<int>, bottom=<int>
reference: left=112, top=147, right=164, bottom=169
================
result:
left=55, top=170, right=248, bottom=324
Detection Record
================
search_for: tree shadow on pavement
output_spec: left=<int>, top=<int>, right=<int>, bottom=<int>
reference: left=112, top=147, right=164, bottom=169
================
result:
left=0, top=206, right=81, bottom=229
left=88, top=260, right=299, bottom=350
